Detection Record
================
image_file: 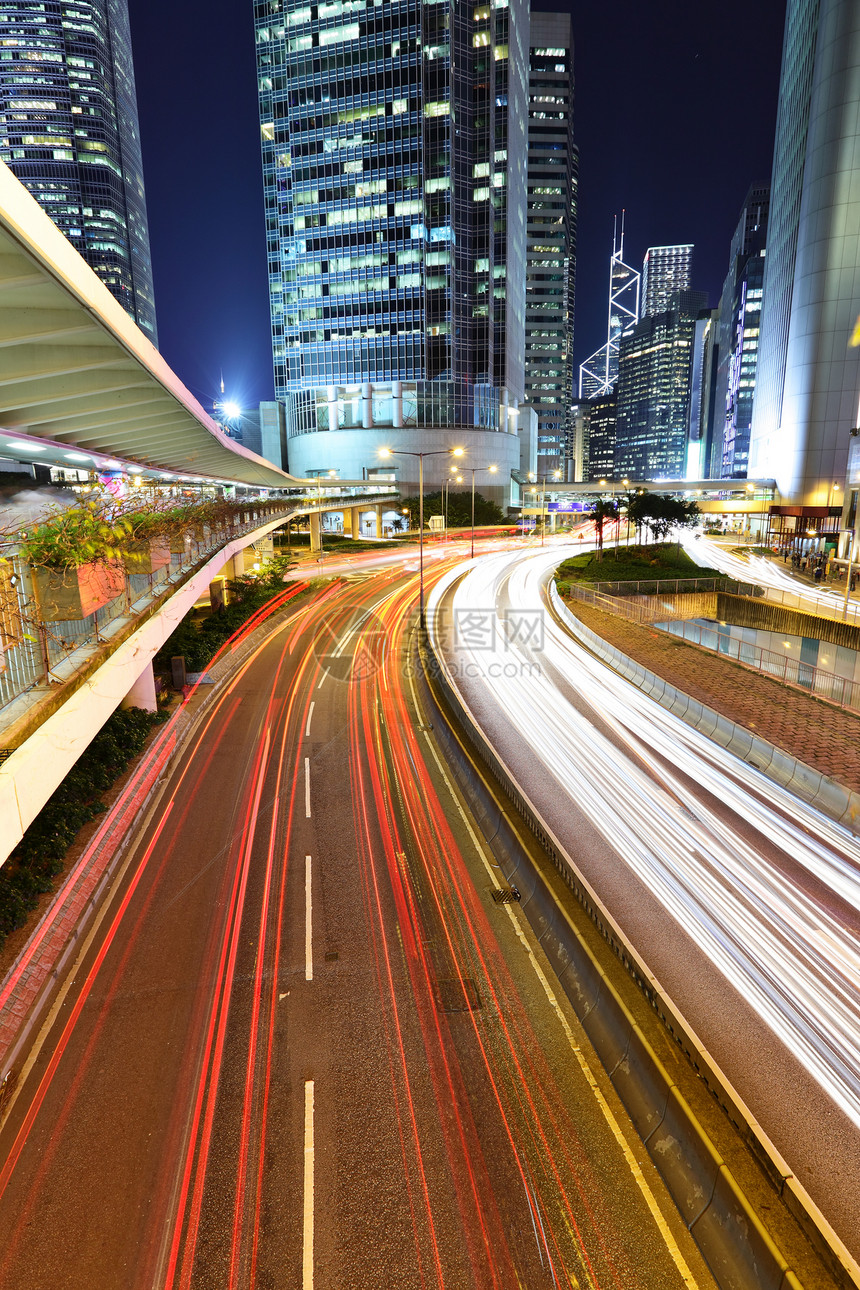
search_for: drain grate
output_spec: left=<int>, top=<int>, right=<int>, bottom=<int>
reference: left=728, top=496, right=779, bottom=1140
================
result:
left=492, top=885, right=521, bottom=904
left=434, top=977, right=481, bottom=1012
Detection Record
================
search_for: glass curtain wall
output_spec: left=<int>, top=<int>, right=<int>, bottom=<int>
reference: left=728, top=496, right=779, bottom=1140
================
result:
left=0, top=0, right=157, bottom=339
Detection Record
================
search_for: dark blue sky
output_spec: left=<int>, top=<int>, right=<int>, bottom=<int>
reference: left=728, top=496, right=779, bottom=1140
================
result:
left=127, top=0, right=787, bottom=410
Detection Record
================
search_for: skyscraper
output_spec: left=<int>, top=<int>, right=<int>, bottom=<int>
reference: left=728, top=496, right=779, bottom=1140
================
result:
left=641, top=244, right=693, bottom=317
left=525, top=12, right=576, bottom=476
left=715, top=184, right=769, bottom=479
left=749, top=0, right=860, bottom=506
left=255, top=0, right=529, bottom=498
left=578, top=215, right=640, bottom=399
left=0, top=1, right=157, bottom=340
left=615, top=289, right=708, bottom=480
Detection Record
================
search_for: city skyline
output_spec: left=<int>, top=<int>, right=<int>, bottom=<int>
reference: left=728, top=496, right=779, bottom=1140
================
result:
left=124, top=0, right=787, bottom=411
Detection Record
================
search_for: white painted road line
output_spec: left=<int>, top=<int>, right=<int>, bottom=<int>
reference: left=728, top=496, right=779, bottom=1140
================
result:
left=305, top=701, right=315, bottom=737
left=305, top=855, right=313, bottom=982
left=303, top=1080, right=315, bottom=1290
left=304, top=757, right=311, bottom=818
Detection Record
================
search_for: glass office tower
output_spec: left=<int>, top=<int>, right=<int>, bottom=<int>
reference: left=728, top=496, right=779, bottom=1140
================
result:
left=749, top=0, right=860, bottom=507
left=615, top=289, right=708, bottom=480
left=641, top=244, right=693, bottom=318
left=0, top=1, right=157, bottom=340
left=715, top=184, right=769, bottom=479
left=255, top=0, right=528, bottom=493
left=525, top=11, right=576, bottom=476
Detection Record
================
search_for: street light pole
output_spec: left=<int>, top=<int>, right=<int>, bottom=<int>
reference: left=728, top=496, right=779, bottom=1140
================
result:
left=467, top=464, right=498, bottom=558
left=379, top=445, right=464, bottom=625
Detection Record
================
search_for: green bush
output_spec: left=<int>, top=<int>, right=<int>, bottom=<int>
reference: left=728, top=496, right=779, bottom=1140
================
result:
left=156, top=558, right=308, bottom=677
left=0, top=706, right=166, bottom=949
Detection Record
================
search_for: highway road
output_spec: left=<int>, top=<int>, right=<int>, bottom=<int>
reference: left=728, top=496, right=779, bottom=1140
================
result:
left=428, top=544, right=860, bottom=1261
left=0, top=556, right=715, bottom=1289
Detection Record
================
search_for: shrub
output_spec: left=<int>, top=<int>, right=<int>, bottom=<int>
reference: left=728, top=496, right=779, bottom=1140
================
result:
left=0, top=706, right=166, bottom=949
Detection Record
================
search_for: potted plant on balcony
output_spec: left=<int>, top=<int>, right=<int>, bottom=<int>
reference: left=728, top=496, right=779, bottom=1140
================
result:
left=18, top=502, right=130, bottom=621
left=121, top=510, right=172, bottom=574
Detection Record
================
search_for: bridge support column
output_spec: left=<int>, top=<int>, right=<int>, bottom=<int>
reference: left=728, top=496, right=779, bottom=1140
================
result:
left=309, top=510, right=322, bottom=554
left=122, top=659, right=158, bottom=714
left=350, top=506, right=362, bottom=538
left=375, top=505, right=384, bottom=538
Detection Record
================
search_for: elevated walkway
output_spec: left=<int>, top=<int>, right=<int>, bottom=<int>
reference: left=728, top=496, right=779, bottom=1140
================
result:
left=0, top=493, right=396, bottom=865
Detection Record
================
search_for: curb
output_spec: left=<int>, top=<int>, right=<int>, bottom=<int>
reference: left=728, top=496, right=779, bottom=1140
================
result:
left=421, top=601, right=860, bottom=1290
left=551, top=583, right=860, bottom=833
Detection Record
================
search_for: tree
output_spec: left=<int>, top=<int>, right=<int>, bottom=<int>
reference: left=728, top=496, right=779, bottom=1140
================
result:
left=401, top=489, right=504, bottom=530
left=585, top=497, right=618, bottom=560
left=635, top=494, right=701, bottom=547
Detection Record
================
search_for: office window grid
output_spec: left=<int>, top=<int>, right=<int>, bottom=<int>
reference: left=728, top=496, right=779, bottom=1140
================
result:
left=525, top=14, right=575, bottom=473
left=255, top=0, right=526, bottom=431
left=0, top=0, right=157, bottom=337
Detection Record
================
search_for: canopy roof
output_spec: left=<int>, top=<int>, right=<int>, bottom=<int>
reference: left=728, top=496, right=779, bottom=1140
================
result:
left=0, top=162, right=300, bottom=489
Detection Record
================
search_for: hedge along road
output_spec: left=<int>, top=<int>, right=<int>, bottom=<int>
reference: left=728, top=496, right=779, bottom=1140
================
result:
left=0, top=552, right=716, bottom=1290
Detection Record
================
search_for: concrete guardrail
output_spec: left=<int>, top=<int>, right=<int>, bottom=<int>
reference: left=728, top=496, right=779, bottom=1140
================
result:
left=419, top=602, right=860, bottom=1290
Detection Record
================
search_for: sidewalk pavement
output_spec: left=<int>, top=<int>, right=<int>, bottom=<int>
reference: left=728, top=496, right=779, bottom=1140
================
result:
left=567, top=599, right=860, bottom=795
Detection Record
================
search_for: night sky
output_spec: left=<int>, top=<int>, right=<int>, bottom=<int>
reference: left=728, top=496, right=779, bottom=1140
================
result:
left=126, top=0, right=788, bottom=411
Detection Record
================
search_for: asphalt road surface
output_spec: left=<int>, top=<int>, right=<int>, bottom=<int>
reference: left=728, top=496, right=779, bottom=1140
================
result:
left=428, top=544, right=860, bottom=1263
left=0, top=561, right=717, bottom=1289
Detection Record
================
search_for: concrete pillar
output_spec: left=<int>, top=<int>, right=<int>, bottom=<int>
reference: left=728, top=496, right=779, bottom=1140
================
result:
left=362, top=382, right=373, bottom=429
left=122, top=659, right=158, bottom=713
left=375, top=505, right=384, bottom=538
left=392, top=380, right=403, bottom=428
left=309, top=510, right=322, bottom=553
left=350, top=506, right=362, bottom=538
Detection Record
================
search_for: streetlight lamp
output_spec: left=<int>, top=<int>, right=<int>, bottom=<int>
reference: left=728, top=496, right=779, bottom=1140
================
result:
left=443, top=465, right=461, bottom=538
left=379, top=446, right=464, bottom=624
left=464, top=464, right=498, bottom=558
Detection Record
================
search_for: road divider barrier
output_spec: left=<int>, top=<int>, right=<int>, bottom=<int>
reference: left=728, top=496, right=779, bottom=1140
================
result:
left=550, top=583, right=860, bottom=834
left=419, top=607, right=860, bottom=1290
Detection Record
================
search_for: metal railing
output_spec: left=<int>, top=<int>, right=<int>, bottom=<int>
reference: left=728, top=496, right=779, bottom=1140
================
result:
left=657, top=618, right=860, bottom=714
left=741, top=580, right=860, bottom=631
left=0, top=490, right=403, bottom=722
left=591, top=576, right=759, bottom=597
left=565, top=581, right=725, bottom=626
left=0, top=506, right=306, bottom=720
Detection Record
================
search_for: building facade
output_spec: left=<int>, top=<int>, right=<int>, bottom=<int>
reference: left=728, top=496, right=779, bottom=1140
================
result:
left=615, top=289, right=707, bottom=480
left=583, top=390, right=616, bottom=482
left=524, top=11, right=576, bottom=476
left=715, top=185, right=769, bottom=479
left=578, top=216, right=640, bottom=399
left=641, top=243, right=693, bottom=318
left=0, top=1, right=157, bottom=340
left=749, top=0, right=860, bottom=506
left=254, top=0, right=529, bottom=498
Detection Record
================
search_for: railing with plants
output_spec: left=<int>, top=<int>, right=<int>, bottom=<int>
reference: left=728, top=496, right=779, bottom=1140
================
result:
left=0, top=494, right=365, bottom=720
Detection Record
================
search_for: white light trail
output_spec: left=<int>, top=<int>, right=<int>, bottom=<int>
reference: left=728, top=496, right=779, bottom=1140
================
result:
left=428, top=547, right=860, bottom=1128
